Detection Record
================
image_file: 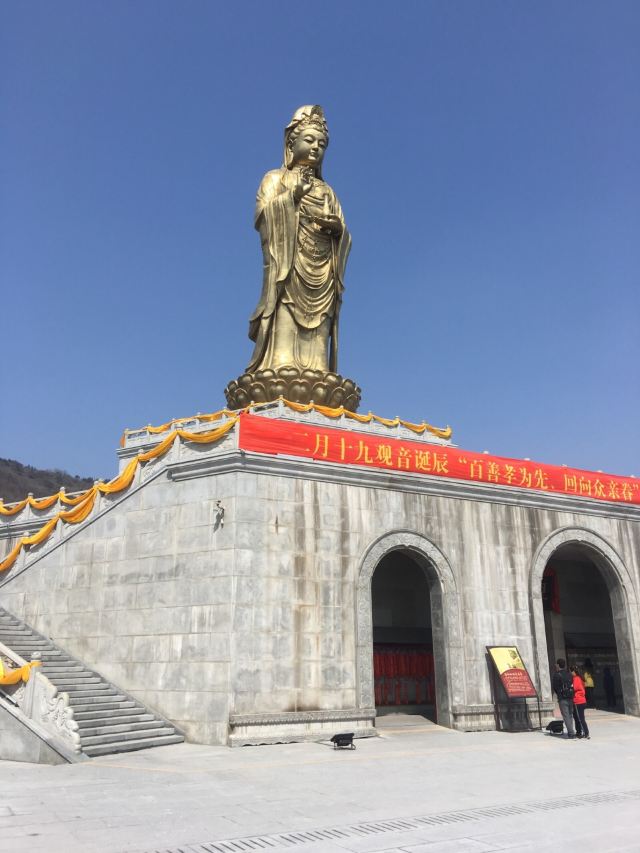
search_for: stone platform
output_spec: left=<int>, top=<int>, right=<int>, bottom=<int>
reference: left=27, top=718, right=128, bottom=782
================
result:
left=0, top=401, right=639, bottom=746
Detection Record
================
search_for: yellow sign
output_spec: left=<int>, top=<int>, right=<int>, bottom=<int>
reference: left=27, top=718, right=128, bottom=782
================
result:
left=487, top=646, right=537, bottom=698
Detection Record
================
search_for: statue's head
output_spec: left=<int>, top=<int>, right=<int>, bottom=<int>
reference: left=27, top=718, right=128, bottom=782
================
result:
left=284, top=105, right=329, bottom=176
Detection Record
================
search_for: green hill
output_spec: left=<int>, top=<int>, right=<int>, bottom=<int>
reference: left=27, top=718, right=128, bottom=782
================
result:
left=0, top=458, right=94, bottom=505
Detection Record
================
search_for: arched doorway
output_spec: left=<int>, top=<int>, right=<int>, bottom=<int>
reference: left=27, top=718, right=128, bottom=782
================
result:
left=371, top=550, right=435, bottom=720
left=544, top=545, right=623, bottom=709
left=356, top=531, right=463, bottom=730
left=531, top=529, right=640, bottom=717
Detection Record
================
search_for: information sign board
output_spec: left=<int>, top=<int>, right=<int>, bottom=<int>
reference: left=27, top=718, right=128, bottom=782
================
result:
left=487, top=646, right=537, bottom=699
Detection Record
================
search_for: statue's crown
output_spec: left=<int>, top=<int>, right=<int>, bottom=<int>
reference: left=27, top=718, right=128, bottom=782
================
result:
left=287, top=105, right=328, bottom=137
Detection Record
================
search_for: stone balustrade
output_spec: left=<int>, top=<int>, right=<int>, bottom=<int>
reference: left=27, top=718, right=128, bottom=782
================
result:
left=0, top=644, right=81, bottom=753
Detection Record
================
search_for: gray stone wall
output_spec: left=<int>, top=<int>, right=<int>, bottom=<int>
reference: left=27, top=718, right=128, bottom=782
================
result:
left=0, top=702, right=70, bottom=764
left=0, top=470, right=238, bottom=745
left=1, top=422, right=639, bottom=745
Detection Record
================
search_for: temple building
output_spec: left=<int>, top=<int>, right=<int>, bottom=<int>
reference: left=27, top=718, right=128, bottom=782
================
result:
left=1, top=106, right=638, bottom=760
left=1, top=399, right=638, bottom=757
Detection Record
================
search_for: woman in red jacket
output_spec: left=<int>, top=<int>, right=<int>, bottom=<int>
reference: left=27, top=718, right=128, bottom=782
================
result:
left=571, top=666, right=590, bottom=739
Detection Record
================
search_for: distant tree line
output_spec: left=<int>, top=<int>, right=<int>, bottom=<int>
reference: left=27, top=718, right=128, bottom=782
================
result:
left=0, top=458, right=95, bottom=504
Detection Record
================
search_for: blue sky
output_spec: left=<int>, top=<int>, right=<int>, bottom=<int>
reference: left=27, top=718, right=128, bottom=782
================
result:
left=1, top=1, right=638, bottom=481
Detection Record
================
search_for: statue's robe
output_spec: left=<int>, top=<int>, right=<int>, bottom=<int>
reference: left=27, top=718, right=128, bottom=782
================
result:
left=247, top=166, right=351, bottom=374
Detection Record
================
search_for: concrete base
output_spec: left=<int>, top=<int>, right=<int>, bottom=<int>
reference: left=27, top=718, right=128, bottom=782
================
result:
left=1, top=407, right=639, bottom=746
left=0, top=698, right=82, bottom=764
left=228, top=707, right=376, bottom=746
left=449, top=701, right=555, bottom=732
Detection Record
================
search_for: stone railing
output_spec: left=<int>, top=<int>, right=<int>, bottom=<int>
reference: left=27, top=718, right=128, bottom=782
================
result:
left=118, top=412, right=239, bottom=461
left=0, top=489, right=90, bottom=533
left=0, top=644, right=81, bottom=753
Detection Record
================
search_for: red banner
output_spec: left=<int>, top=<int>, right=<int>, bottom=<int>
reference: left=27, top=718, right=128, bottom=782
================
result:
left=238, top=413, right=640, bottom=505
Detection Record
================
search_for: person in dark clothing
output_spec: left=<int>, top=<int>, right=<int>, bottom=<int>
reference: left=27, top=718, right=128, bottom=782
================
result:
left=552, top=658, right=576, bottom=738
left=603, top=666, right=616, bottom=708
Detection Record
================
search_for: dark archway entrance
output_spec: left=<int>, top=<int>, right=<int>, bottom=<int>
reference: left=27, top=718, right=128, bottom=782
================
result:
left=543, top=544, right=623, bottom=711
left=371, top=550, right=436, bottom=721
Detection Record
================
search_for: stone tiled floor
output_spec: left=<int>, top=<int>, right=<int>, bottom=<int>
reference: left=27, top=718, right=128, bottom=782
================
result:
left=0, top=710, right=638, bottom=852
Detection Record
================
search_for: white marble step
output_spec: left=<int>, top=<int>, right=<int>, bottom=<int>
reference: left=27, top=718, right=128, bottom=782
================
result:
left=83, top=734, right=184, bottom=757
left=0, top=605, right=184, bottom=757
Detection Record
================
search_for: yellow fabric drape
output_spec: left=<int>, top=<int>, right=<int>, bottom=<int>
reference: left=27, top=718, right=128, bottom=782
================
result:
left=0, top=660, right=40, bottom=685
left=138, top=432, right=178, bottom=461
left=59, top=493, right=97, bottom=525
left=281, top=399, right=453, bottom=439
left=119, top=408, right=237, bottom=446
left=0, top=497, right=30, bottom=516
left=22, top=516, right=60, bottom=548
left=27, top=494, right=59, bottom=511
left=0, top=418, right=238, bottom=574
left=0, top=488, right=93, bottom=516
left=97, top=457, right=139, bottom=493
left=0, top=542, right=22, bottom=574
left=175, top=420, right=237, bottom=444
left=59, top=490, right=94, bottom=506
left=121, top=399, right=453, bottom=444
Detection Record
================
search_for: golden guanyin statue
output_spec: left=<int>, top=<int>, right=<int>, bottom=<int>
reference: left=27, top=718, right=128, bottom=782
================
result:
left=248, top=105, right=350, bottom=375
left=225, top=105, right=361, bottom=411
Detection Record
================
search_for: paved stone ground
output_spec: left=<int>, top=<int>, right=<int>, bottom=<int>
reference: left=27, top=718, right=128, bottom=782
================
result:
left=0, top=710, right=639, bottom=853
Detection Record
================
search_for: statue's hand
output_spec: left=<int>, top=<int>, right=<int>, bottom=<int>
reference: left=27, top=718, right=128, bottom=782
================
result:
left=293, top=181, right=313, bottom=202
left=314, top=214, right=343, bottom=236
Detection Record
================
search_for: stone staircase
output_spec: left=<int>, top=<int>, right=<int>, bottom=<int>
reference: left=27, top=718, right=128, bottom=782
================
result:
left=0, top=608, right=184, bottom=757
